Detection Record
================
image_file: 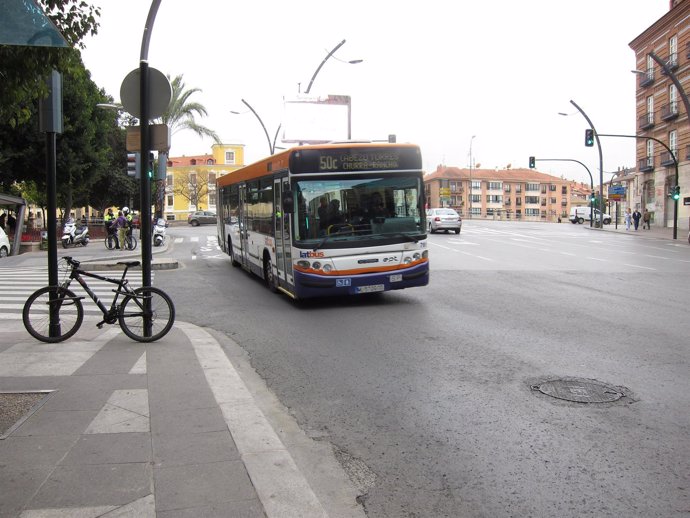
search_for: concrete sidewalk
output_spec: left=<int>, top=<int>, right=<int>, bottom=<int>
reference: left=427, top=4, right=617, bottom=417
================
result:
left=0, top=320, right=364, bottom=518
left=584, top=221, right=689, bottom=242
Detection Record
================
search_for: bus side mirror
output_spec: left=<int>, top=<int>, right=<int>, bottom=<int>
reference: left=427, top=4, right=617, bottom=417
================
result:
left=282, top=191, right=294, bottom=213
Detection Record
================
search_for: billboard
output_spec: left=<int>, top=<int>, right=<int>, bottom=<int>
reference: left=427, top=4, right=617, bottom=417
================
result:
left=282, top=95, right=351, bottom=144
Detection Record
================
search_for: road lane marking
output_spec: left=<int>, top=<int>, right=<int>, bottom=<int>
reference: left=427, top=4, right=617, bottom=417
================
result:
left=623, top=263, right=656, bottom=270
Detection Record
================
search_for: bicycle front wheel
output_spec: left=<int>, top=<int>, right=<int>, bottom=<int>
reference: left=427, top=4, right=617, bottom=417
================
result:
left=23, top=287, right=84, bottom=343
left=105, top=234, right=117, bottom=250
left=119, top=287, right=175, bottom=342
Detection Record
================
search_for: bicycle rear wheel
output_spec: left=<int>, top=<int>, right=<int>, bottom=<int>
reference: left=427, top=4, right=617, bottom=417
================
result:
left=118, top=287, right=175, bottom=342
left=126, top=235, right=138, bottom=251
left=23, top=287, right=84, bottom=343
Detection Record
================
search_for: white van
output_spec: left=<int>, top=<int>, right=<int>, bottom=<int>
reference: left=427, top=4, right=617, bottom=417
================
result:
left=569, top=206, right=612, bottom=225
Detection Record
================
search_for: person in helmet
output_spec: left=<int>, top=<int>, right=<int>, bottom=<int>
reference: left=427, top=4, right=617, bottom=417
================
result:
left=122, top=207, right=133, bottom=237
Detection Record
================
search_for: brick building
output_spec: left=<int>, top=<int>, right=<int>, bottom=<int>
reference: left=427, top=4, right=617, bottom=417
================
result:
left=424, top=166, right=571, bottom=221
left=629, top=0, right=690, bottom=230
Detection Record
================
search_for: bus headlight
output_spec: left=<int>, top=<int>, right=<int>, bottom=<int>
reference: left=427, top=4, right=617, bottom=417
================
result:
left=403, top=256, right=412, bottom=264
left=322, top=263, right=333, bottom=273
left=297, top=260, right=310, bottom=269
left=312, top=261, right=322, bottom=270
left=422, top=250, right=429, bottom=259
left=413, top=252, right=421, bottom=261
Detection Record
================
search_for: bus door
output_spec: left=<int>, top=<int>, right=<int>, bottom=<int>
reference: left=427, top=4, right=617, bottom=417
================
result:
left=273, top=177, right=294, bottom=287
left=239, top=183, right=250, bottom=267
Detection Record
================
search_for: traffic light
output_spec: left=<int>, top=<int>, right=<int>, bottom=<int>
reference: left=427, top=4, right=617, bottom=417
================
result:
left=127, top=152, right=141, bottom=178
left=590, top=192, right=596, bottom=202
left=529, top=156, right=536, bottom=169
left=671, top=185, right=680, bottom=201
left=147, top=152, right=155, bottom=180
left=585, top=129, right=594, bottom=147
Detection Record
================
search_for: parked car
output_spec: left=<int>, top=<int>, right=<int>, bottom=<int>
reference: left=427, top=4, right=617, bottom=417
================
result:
left=188, top=210, right=217, bottom=226
left=426, top=208, right=462, bottom=234
left=0, top=226, right=10, bottom=258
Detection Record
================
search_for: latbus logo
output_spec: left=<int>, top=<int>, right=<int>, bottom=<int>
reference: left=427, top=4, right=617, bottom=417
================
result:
left=300, top=251, right=325, bottom=258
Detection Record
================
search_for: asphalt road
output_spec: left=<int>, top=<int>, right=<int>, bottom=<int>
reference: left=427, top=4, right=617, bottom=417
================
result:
left=156, top=221, right=689, bottom=517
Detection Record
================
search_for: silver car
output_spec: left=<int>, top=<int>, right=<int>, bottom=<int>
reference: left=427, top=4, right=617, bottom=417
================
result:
left=426, top=208, right=462, bottom=234
left=187, top=210, right=217, bottom=226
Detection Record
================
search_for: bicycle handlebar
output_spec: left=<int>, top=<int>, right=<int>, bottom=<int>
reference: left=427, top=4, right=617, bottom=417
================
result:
left=63, top=256, right=80, bottom=267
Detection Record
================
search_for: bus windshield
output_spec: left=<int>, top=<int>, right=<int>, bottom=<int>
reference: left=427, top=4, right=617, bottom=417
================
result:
left=292, top=174, right=424, bottom=245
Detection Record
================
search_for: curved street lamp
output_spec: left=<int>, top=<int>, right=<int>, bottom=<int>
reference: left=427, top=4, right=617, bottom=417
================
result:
left=304, top=39, right=362, bottom=94
left=231, top=99, right=281, bottom=155
left=559, top=102, right=604, bottom=228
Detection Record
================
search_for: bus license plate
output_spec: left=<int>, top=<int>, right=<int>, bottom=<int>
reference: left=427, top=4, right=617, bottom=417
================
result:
left=356, top=284, right=384, bottom=294
left=390, top=274, right=402, bottom=282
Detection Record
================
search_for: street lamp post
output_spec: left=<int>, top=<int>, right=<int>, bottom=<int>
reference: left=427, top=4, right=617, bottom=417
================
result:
left=559, top=101, right=604, bottom=228
left=231, top=99, right=281, bottom=155
left=304, top=39, right=362, bottom=94
left=468, top=135, right=476, bottom=219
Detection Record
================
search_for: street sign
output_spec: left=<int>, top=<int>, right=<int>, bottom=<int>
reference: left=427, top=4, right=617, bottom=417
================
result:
left=120, top=67, right=172, bottom=119
left=608, top=185, right=626, bottom=195
left=126, top=124, right=171, bottom=152
left=439, top=188, right=451, bottom=196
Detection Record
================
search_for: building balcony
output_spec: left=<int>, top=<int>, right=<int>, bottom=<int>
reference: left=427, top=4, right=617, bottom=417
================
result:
left=661, top=102, right=679, bottom=121
left=660, top=151, right=677, bottom=167
left=638, top=157, right=654, bottom=173
left=639, top=70, right=654, bottom=88
left=638, top=112, right=655, bottom=130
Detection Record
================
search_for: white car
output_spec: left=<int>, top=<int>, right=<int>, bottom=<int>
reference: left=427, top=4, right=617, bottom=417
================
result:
left=426, top=208, right=462, bottom=234
left=0, top=226, right=10, bottom=258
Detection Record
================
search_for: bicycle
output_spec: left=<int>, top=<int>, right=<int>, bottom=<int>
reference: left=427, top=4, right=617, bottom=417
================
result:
left=105, top=230, right=137, bottom=251
left=23, top=256, right=175, bottom=343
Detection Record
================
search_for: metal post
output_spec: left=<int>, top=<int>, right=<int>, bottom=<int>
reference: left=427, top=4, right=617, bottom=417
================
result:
left=570, top=100, right=604, bottom=228
left=468, top=135, right=475, bottom=219
left=139, top=0, right=161, bottom=337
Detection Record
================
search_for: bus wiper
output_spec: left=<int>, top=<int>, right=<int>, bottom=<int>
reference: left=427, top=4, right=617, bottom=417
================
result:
left=313, top=234, right=335, bottom=251
left=380, top=232, right=423, bottom=243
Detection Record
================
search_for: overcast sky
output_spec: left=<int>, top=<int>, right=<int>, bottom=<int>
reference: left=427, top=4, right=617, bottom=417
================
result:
left=81, top=0, right=670, bottom=185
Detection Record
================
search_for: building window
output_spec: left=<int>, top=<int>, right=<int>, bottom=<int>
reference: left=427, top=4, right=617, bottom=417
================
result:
left=550, top=197, right=556, bottom=204
left=486, top=195, right=502, bottom=203
left=646, top=139, right=654, bottom=160
left=166, top=174, right=172, bottom=187
left=526, top=183, right=539, bottom=192
left=549, top=184, right=556, bottom=191
left=209, top=192, right=216, bottom=206
left=470, top=207, right=481, bottom=216
left=525, top=196, right=539, bottom=204
left=670, top=130, right=677, bottom=155
left=504, top=184, right=511, bottom=193
left=669, top=35, right=678, bottom=65
left=562, top=186, right=568, bottom=195
left=488, top=181, right=502, bottom=190
left=471, top=194, right=481, bottom=203
left=471, top=180, right=481, bottom=190
left=225, top=151, right=235, bottom=164
left=526, top=208, right=540, bottom=216
left=166, top=195, right=173, bottom=206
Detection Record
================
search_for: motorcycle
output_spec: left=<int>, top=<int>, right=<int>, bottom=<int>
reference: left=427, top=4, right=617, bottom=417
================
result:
left=62, top=218, right=90, bottom=248
left=153, top=218, right=167, bottom=247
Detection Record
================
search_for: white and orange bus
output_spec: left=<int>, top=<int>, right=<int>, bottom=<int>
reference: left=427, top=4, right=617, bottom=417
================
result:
left=216, top=142, right=428, bottom=299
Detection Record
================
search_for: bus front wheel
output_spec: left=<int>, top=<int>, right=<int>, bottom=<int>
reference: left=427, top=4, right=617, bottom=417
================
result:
left=264, top=253, right=277, bottom=292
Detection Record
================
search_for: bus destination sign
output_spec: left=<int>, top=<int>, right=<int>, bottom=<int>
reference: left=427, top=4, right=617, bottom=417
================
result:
left=290, top=146, right=422, bottom=174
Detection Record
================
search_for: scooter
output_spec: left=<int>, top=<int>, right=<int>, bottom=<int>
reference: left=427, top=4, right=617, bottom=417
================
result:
left=62, top=218, right=90, bottom=248
left=153, top=218, right=167, bottom=247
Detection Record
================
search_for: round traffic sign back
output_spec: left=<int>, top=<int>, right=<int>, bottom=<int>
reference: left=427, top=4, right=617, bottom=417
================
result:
left=120, top=67, right=172, bottom=119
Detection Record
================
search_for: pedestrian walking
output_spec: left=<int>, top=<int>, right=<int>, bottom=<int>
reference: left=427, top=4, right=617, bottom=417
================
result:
left=632, top=209, right=641, bottom=231
left=643, top=209, right=651, bottom=229
left=624, top=208, right=632, bottom=231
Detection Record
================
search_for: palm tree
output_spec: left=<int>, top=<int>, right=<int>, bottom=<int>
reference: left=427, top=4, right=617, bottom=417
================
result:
left=153, top=74, right=220, bottom=217
left=157, top=74, right=220, bottom=146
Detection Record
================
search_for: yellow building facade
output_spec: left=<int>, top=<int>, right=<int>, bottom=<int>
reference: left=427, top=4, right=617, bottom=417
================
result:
left=164, top=143, right=245, bottom=221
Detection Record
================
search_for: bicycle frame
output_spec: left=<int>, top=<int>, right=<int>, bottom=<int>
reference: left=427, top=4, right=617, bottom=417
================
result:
left=62, top=263, right=136, bottom=324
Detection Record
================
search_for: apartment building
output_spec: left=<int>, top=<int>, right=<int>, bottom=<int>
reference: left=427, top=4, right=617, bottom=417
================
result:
left=629, top=0, right=690, bottom=230
left=164, top=143, right=244, bottom=221
left=424, top=166, right=571, bottom=221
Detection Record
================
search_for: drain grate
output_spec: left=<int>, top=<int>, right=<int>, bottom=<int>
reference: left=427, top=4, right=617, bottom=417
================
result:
left=531, top=378, right=624, bottom=403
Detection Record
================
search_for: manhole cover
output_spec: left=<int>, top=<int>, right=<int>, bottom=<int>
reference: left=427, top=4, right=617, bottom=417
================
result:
left=531, top=378, right=623, bottom=403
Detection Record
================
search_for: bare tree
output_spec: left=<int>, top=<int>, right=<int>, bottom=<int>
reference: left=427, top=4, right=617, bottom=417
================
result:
left=171, top=170, right=214, bottom=210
